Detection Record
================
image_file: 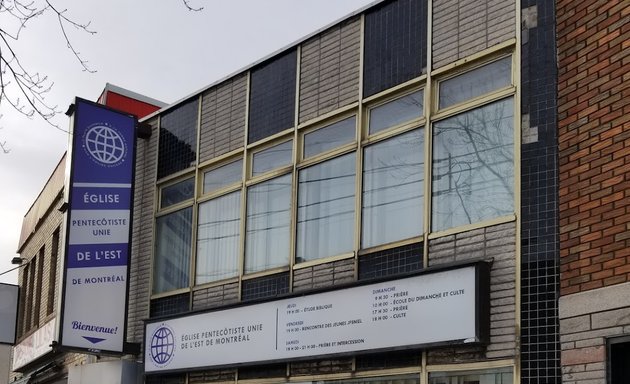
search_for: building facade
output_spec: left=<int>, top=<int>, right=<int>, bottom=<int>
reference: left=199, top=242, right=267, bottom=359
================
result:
left=133, top=0, right=562, bottom=383
left=557, top=0, right=629, bottom=383
left=12, top=0, right=629, bottom=383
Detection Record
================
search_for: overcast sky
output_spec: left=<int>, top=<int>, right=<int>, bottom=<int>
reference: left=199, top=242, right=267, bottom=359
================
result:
left=0, top=0, right=376, bottom=284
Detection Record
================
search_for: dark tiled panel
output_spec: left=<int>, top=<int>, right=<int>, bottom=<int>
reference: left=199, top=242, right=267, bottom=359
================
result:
left=248, top=49, right=297, bottom=144
left=157, top=98, right=199, bottom=179
left=241, top=272, right=290, bottom=302
left=238, top=363, right=287, bottom=380
left=150, top=292, right=190, bottom=317
left=363, top=0, right=427, bottom=98
left=359, top=242, right=423, bottom=280
left=520, top=0, right=561, bottom=383
left=188, top=369, right=235, bottom=383
left=145, top=374, right=186, bottom=384
left=356, top=350, right=420, bottom=370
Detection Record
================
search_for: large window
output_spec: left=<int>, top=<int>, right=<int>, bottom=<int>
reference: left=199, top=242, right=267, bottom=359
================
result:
left=245, top=174, right=292, bottom=273
left=432, top=98, right=514, bottom=231
left=150, top=36, right=515, bottom=299
left=362, top=129, right=424, bottom=248
left=429, top=367, right=513, bottom=384
left=196, top=191, right=241, bottom=284
left=297, top=153, right=356, bottom=262
left=154, top=207, right=192, bottom=294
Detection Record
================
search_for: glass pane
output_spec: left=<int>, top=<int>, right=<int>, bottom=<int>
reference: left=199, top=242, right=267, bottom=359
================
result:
left=432, top=98, right=514, bottom=232
left=362, top=130, right=424, bottom=248
left=245, top=174, right=292, bottom=273
left=196, top=191, right=241, bottom=284
left=304, top=117, right=356, bottom=158
left=439, top=56, right=511, bottom=109
left=154, top=208, right=192, bottom=294
left=429, top=367, right=513, bottom=384
left=297, top=153, right=356, bottom=262
left=369, top=90, right=423, bottom=135
left=324, top=374, right=420, bottom=383
left=160, top=177, right=194, bottom=209
left=203, top=159, right=242, bottom=194
left=252, top=140, right=293, bottom=176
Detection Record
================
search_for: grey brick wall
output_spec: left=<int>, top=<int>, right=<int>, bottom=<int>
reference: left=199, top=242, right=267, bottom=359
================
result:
left=428, top=222, right=517, bottom=362
left=559, top=282, right=630, bottom=384
left=299, top=17, right=361, bottom=124
left=16, top=195, right=64, bottom=339
left=293, top=258, right=354, bottom=292
left=127, top=116, right=158, bottom=343
left=192, top=282, right=239, bottom=311
left=432, top=0, right=515, bottom=69
left=199, top=74, right=247, bottom=164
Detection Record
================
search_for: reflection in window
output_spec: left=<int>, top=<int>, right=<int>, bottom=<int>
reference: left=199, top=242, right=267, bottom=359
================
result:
left=304, top=117, right=356, bottom=158
left=196, top=191, right=241, bottom=284
left=245, top=174, right=292, bottom=273
left=323, top=374, right=420, bottom=383
left=439, top=57, right=511, bottom=109
left=363, top=130, right=424, bottom=248
left=369, top=91, right=423, bottom=135
left=203, top=160, right=242, bottom=194
left=297, top=153, right=356, bottom=262
left=428, top=367, right=513, bottom=384
left=154, top=208, right=192, bottom=294
left=432, top=98, right=514, bottom=231
left=252, top=140, right=292, bottom=176
left=160, top=178, right=194, bottom=209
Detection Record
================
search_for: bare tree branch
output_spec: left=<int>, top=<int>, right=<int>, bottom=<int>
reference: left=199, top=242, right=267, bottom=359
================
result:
left=182, top=0, right=203, bottom=11
left=0, top=0, right=95, bottom=134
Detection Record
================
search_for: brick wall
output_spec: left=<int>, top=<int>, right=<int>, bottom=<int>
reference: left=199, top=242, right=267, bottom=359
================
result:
left=16, top=195, right=64, bottom=339
left=299, top=17, right=361, bottom=123
left=557, top=0, right=629, bottom=296
left=127, top=116, right=158, bottom=343
left=432, top=0, right=515, bottom=69
left=199, top=74, right=247, bottom=164
left=428, top=222, right=517, bottom=362
left=559, top=282, right=630, bottom=383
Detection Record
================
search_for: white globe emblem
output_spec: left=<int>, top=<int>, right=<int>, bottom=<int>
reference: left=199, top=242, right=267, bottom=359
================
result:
left=83, top=123, right=127, bottom=166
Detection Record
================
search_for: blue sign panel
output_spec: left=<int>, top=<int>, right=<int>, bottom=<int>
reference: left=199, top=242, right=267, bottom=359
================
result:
left=60, top=98, right=136, bottom=354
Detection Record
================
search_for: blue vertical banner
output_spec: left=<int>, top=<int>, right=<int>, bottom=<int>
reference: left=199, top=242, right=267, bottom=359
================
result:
left=59, top=98, right=136, bottom=353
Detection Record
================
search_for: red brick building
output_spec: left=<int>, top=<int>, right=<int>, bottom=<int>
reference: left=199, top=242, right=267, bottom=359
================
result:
left=557, top=0, right=629, bottom=382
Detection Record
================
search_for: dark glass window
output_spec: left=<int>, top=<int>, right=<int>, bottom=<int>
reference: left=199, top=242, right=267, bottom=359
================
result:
left=160, top=177, right=194, bottom=209
left=248, top=49, right=297, bottom=144
left=158, top=98, right=199, bottom=179
left=609, top=338, right=630, bottom=383
left=241, top=272, right=290, bottom=302
left=154, top=208, right=192, bottom=294
left=363, top=0, right=427, bottom=98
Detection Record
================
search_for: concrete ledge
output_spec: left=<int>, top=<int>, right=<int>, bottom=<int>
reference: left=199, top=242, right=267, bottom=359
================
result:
left=559, top=281, right=630, bottom=319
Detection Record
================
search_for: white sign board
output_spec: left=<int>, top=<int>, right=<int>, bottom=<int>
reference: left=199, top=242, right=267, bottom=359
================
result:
left=12, top=320, right=55, bottom=370
left=145, top=265, right=485, bottom=373
left=0, top=283, right=18, bottom=344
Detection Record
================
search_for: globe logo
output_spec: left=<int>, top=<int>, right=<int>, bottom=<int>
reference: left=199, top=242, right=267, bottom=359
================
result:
left=83, top=123, right=127, bottom=167
left=150, top=325, right=175, bottom=367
